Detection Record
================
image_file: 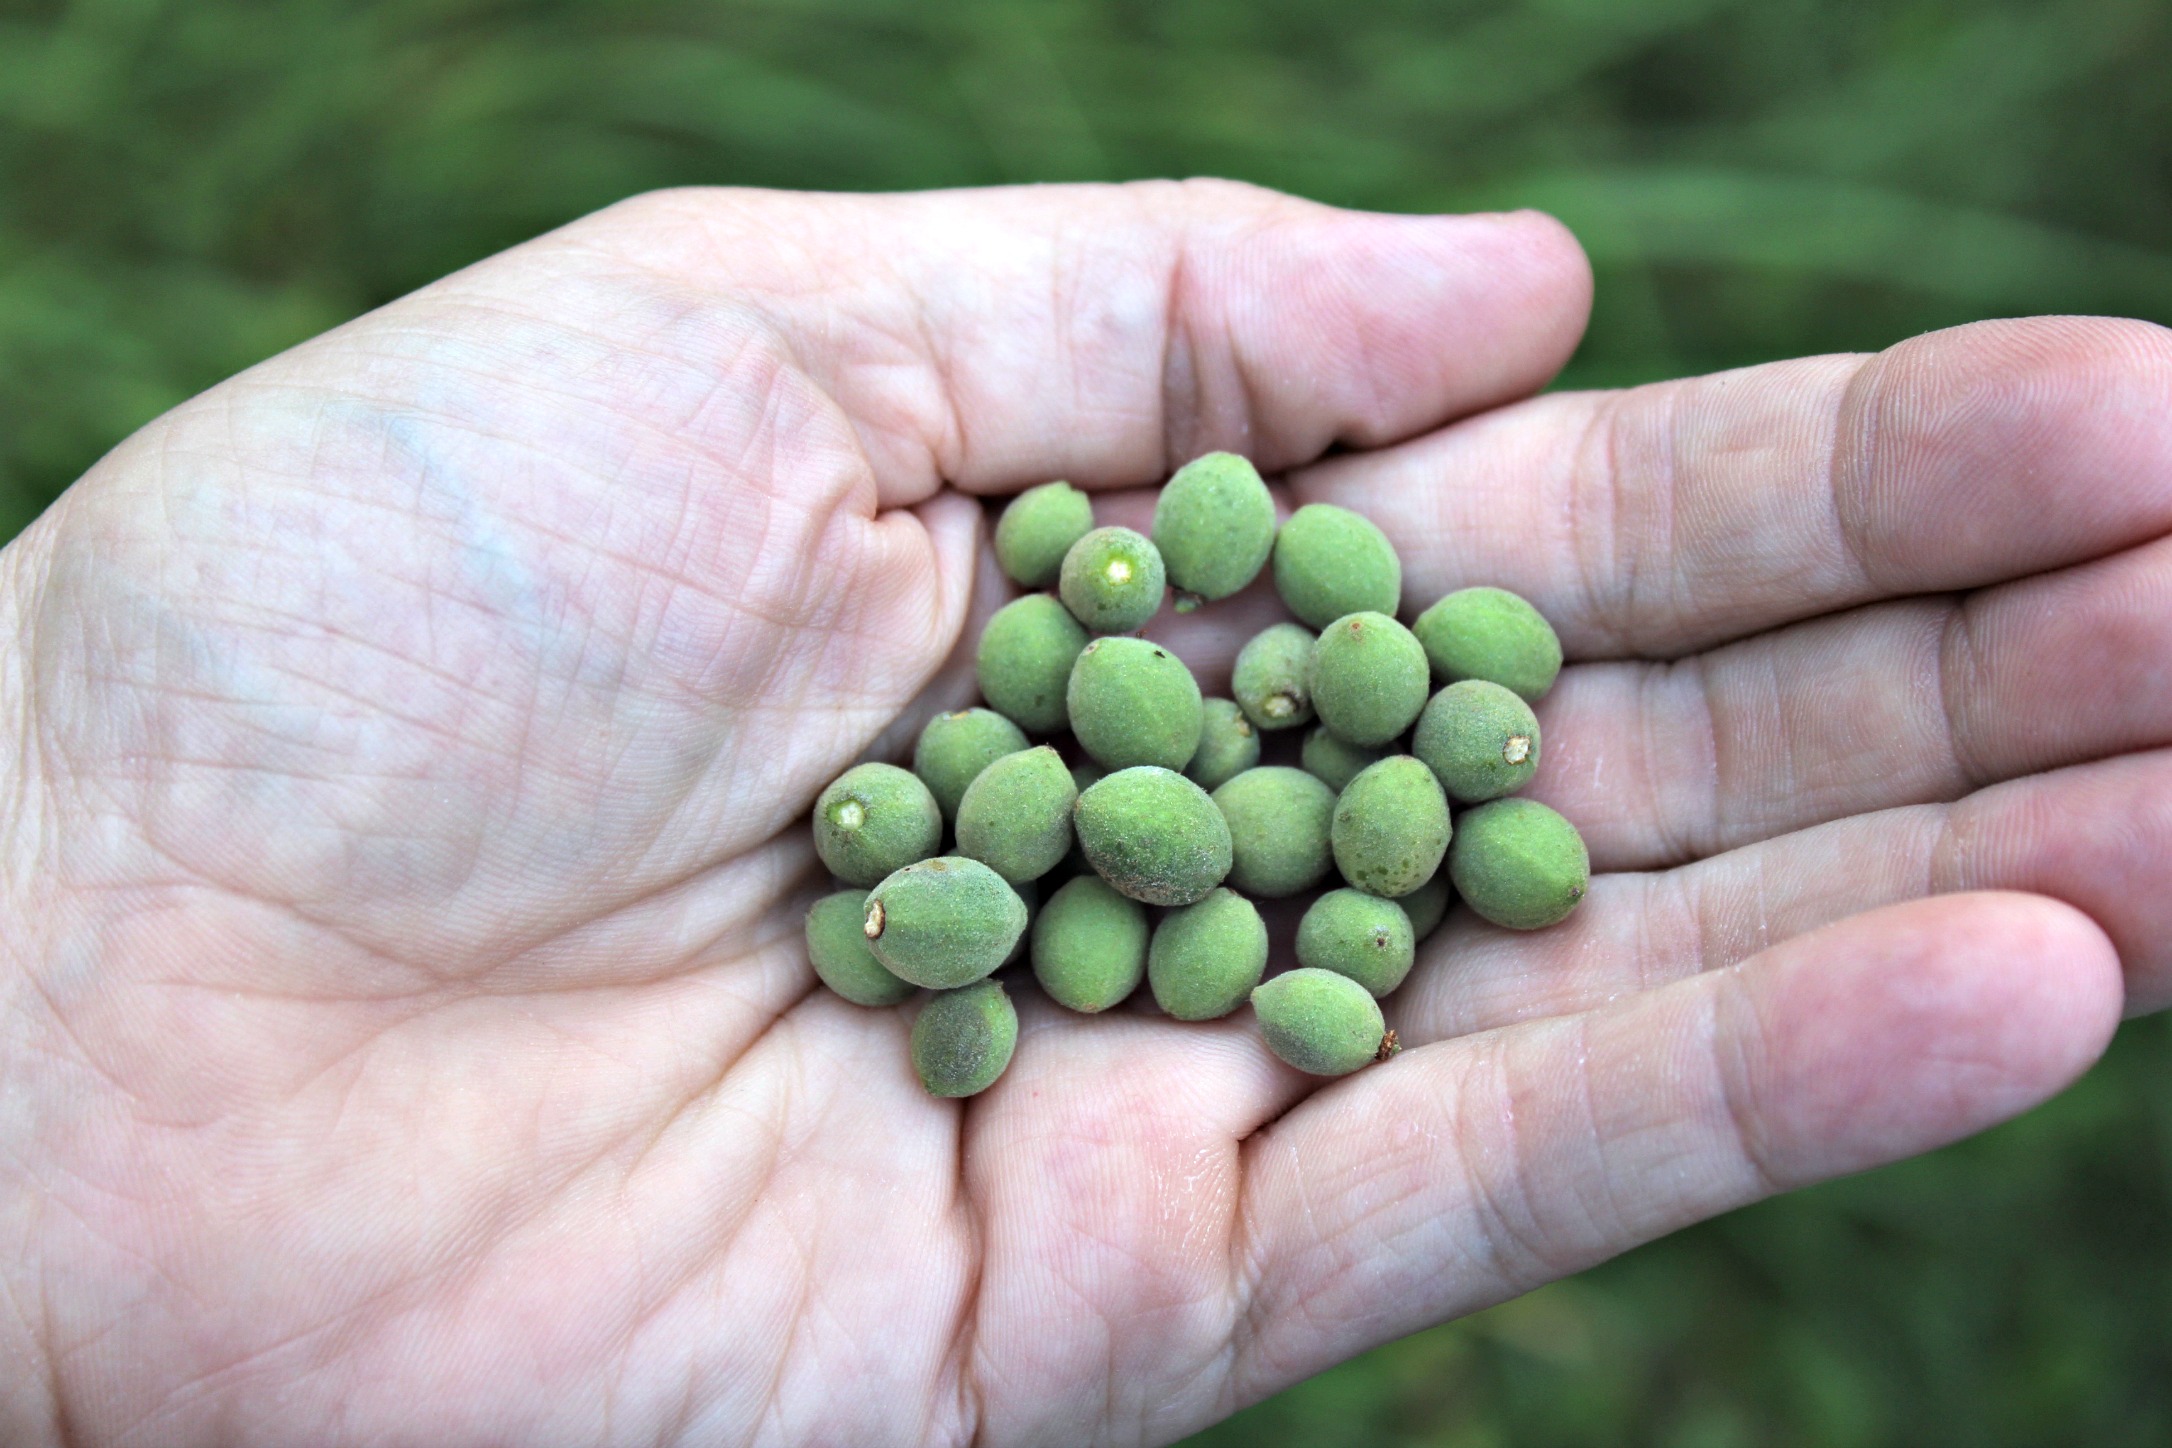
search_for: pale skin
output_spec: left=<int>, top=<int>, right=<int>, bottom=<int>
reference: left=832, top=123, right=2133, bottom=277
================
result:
left=0, top=179, right=2164, bottom=1447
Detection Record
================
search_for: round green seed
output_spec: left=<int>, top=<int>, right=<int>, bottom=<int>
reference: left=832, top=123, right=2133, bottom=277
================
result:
left=977, top=594, right=1089, bottom=734
left=994, top=481, right=1094, bottom=589
left=1152, top=452, right=1276, bottom=610
left=1186, top=698, right=1260, bottom=792
left=1074, top=766, right=1232, bottom=906
left=1447, top=798, right=1590, bottom=930
left=1212, top=765, right=1335, bottom=898
left=1032, top=875, right=1149, bottom=1013
left=1232, top=622, right=1317, bottom=731
left=955, top=744, right=1077, bottom=884
left=913, top=708, right=1029, bottom=822
left=1272, top=503, right=1401, bottom=629
left=813, top=762, right=943, bottom=887
left=805, top=890, right=915, bottom=1006
left=1296, top=888, right=1415, bottom=998
left=1067, top=636, right=1204, bottom=772
left=1412, top=586, right=1564, bottom=702
left=1251, top=967, right=1394, bottom=1077
left=1412, top=679, right=1542, bottom=803
left=864, top=856, right=1029, bottom=989
left=1330, top=755, right=1450, bottom=898
left=1148, top=888, right=1269, bottom=1020
left=1059, top=525, right=1166, bottom=634
left=1310, top=611, right=1430, bottom=747
left=1399, top=872, right=1454, bottom=942
left=911, top=979, right=1018, bottom=1098
left=1301, top=726, right=1384, bottom=795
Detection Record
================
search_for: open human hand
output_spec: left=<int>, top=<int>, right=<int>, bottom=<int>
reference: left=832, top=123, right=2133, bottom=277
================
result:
left=0, top=181, right=2162, bottom=1447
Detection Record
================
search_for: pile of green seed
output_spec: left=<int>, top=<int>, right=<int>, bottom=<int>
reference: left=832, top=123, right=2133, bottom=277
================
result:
left=806, top=453, right=1587, bottom=1097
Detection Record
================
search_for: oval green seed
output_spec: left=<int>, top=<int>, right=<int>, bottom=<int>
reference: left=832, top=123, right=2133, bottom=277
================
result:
left=1212, top=765, right=1335, bottom=898
left=911, top=979, right=1019, bottom=1098
left=1148, top=888, right=1269, bottom=1020
left=913, top=708, right=1029, bottom=822
left=1067, top=636, right=1204, bottom=772
left=1074, top=766, right=1233, bottom=906
left=1032, top=875, right=1149, bottom=1013
left=1186, top=698, right=1261, bottom=792
left=1310, top=611, right=1430, bottom=747
left=805, top=889, right=915, bottom=1006
left=1412, top=586, right=1564, bottom=702
left=864, top=856, right=1028, bottom=989
left=1295, top=888, right=1415, bottom=998
left=1272, top=503, right=1401, bottom=629
left=1152, top=451, right=1276, bottom=609
left=1412, top=679, right=1541, bottom=803
left=1232, top=622, right=1317, bottom=731
left=1330, top=755, right=1450, bottom=898
left=955, top=744, right=1077, bottom=884
left=813, top=762, right=942, bottom=887
left=1300, top=726, right=1384, bottom=795
left=994, top=480, right=1094, bottom=588
left=1059, top=525, right=1166, bottom=634
left=1399, top=872, right=1454, bottom=942
left=1251, top=967, right=1394, bottom=1077
left=1447, top=797, right=1590, bottom=930
left=977, top=594, right=1089, bottom=734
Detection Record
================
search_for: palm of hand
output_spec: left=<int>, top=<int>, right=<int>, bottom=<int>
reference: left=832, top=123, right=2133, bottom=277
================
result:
left=3, top=183, right=2164, bottom=1447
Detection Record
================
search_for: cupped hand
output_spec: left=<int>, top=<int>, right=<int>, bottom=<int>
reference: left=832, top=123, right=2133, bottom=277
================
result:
left=0, top=180, right=2159, bottom=1447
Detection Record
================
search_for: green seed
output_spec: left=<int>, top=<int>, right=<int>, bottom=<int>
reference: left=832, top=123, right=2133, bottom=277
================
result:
left=1399, top=873, right=1454, bottom=941
left=1232, top=622, right=1317, bottom=731
left=1152, top=452, right=1276, bottom=610
left=1412, top=680, right=1542, bottom=803
left=1067, top=636, right=1204, bottom=771
left=1070, top=758, right=1107, bottom=794
left=1074, top=766, right=1233, bottom=906
left=1003, top=876, right=1040, bottom=966
left=813, top=762, right=942, bottom=887
left=805, top=890, right=915, bottom=1006
left=1412, top=586, right=1564, bottom=702
left=1212, top=765, right=1335, bottom=898
left=1296, top=888, right=1415, bottom=998
left=977, top=594, right=1089, bottom=734
left=1272, top=503, right=1401, bottom=629
left=913, top=708, right=1029, bottom=822
left=1148, top=888, right=1269, bottom=1020
left=955, top=745, right=1077, bottom=884
left=994, top=481, right=1094, bottom=589
left=1330, top=755, right=1450, bottom=898
left=864, top=856, right=1028, bottom=988
left=1447, top=798, right=1590, bottom=930
left=1310, top=611, right=1430, bottom=747
left=1186, top=698, right=1260, bottom=792
left=911, top=979, right=1019, bottom=1098
left=1301, top=727, right=1384, bottom=795
left=1251, top=968, right=1394, bottom=1077
left=1032, top=875, right=1149, bottom=1013
left=1059, top=526, right=1166, bottom=634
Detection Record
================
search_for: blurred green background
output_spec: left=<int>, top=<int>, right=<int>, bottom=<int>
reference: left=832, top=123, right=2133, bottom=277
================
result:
left=3, top=0, right=2169, bottom=1442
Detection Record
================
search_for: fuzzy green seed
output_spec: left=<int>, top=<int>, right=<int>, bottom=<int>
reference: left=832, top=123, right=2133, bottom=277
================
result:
left=1212, top=766, right=1335, bottom=898
left=1310, top=612, right=1430, bottom=747
left=1296, top=888, right=1415, bottom=998
left=1074, top=766, right=1233, bottom=906
left=1032, top=875, right=1149, bottom=1013
left=1186, top=698, right=1260, bottom=792
left=1330, top=755, right=1450, bottom=898
left=813, top=762, right=942, bottom=887
left=955, top=745, right=1077, bottom=884
left=1003, top=876, right=1040, bottom=966
left=1412, top=586, right=1564, bottom=702
left=1149, top=888, right=1269, bottom=1020
left=1059, top=526, right=1166, bottom=634
left=977, top=594, right=1089, bottom=734
left=1272, top=504, right=1401, bottom=629
left=1067, top=636, right=1204, bottom=772
left=805, top=890, right=915, bottom=1006
left=864, top=856, right=1028, bottom=989
left=1301, top=727, right=1384, bottom=795
left=995, top=481, right=1094, bottom=589
left=1251, top=968, right=1395, bottom=1077
left=913, top=708, right=1029, bottom=822
left=1399, top=873, right=1453, bottom=941
left=1412, top=680, right=1542, bottom=803
left=1447, top=798, right=1590, bottom=930
left=911, top=979, right=1018, bottom=1098
left=1232, top=622, right=1317, bottom=731
left=1152, top=452, right=1276, bottom=609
